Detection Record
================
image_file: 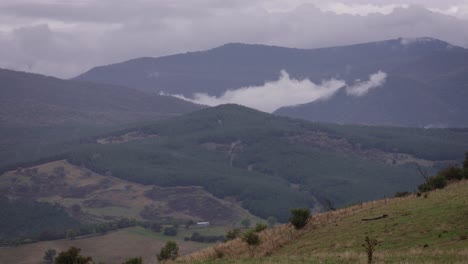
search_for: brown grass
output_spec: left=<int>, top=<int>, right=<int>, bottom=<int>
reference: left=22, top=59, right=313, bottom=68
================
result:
left=0, top=227, right=203, bottom=264
left=176, top=181, right=468, bottom=263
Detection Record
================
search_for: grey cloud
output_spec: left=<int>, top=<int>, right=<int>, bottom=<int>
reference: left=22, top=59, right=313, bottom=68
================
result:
left=0, top=1, right=467, bottom=78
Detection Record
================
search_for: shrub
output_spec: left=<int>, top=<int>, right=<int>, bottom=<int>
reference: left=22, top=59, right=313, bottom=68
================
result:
left=157, top=241, right=179, bottom=262
left=122, top=257, right=142, bottom=264
left=463, top=152, right=468, bottom=169
left=163, top=227, right=177, bottom=236
left=54, top=247, right=93, bottom=264
left=394, top=191, right=411, bottom=198
left=242, top=230, right=260, bottom=245
left=254, top=223, right=268, bottom=233
left=418, top=174, right=447, bottom=192
left=289, top=208, right=310, bottom=229
left=462, top=168, right=468, bottom=179
left=438, top=166, right=462, bottom=181
left=226, top=228, right=241, bottom=241
left=42, top=248, right=56, bottom=264
left=241, top=219, right=251, bottom=228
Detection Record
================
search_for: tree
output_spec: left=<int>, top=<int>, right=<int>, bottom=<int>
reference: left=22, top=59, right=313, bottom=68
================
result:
left=157, top=241, right=179, bottom=262
left=362, top=236, right=380, bottom=264
left=464, top=152, right=468, bottom=169
left=54, top=247, right=93, bottom=264
left=42, top=249, right=56, bottom=264
left=225, top=228, right=241, bottom=241
left=240, top=218, right=251, bottom=229
left=163, top=227, right=177, bottom=236
left=266, top=216, right=277, bottom=227
left=254, top=223, right=268, bottom=233
left=242, top=230, right=260, bottom=246
left=289, top=208, right=310, bottom=229
left=122, top=257, right=142, bottom=264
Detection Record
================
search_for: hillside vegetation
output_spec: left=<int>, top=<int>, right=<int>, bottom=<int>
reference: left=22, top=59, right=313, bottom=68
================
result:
left=0, top=160, right=255, bottom=239
left=63, top=105, right=468, bottom=221
left=3, top=105, right=468, bottom=224
left=180, top=180, right=468, bottom=263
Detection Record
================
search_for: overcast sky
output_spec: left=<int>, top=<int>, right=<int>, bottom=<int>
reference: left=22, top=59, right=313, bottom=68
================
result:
left=1, top=0, right=468, bottom=78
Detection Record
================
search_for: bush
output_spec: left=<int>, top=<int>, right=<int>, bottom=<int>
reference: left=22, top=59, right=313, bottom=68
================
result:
left=289, top=208, right=310, bottom=229
left=242, top=230, right=260, bottom=245
left=418, top=174, right=447, bottom=192
left=157, top=241, right=179, bottom=261
left=438, top=166, right=462, bottom=181
left=163, top=227, right=177, bottom=236
left=394, top=191, right=411, bottom=198
left=462, top=168, right=468, bottom=179
left=226, top=228, right=241, bottom=241
left=122, top=257, right=142, bottom=264
left=254, top=223, right=268, bottom=233
left=241, top=219, right=251, bottom=228
left=54, top=247, right=93, bottom=264
left=42, top=249, right=56, bottom=264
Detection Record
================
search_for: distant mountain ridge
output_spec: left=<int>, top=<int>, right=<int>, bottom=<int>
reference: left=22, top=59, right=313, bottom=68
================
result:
left=74, top=37, right=468, bottom=127
left=0, top=68, right=203, bottom=126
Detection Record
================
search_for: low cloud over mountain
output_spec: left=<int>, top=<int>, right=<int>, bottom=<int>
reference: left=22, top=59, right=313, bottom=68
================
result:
left=167, top=71, right=387, bottom=113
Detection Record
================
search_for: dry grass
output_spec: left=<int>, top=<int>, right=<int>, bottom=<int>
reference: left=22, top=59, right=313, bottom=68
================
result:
left=176, top=181, right=468, bottom=264
left=0, top=226, right=204, bottom=264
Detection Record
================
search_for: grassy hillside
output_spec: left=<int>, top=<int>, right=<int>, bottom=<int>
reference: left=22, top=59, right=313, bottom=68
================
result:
left=181, top=181, right=468, bottom=263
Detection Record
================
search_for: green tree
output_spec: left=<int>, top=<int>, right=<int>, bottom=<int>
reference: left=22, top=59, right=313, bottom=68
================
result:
left=163, top=227, right=177, bottom=236
left=289, top=208, right=310, bottom=229
left=122, top=257, right=142, bottom=264
left=240, top=218, right=251, bottom=229
left=254, top=223, right=268, bottom=233
left=54, top=247, right=92, bottom=264
left=42, top=249, right=56, bottom=264
left=157, top=241, right=179, bottom=262
left=242, top=230, right=260, bottom=245
left=225, top=228, right=241, bottom=241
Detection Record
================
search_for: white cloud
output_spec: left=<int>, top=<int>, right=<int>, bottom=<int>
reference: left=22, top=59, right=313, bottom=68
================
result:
left=166, top=71, right=387, bottom=113
left=346, top=71, right=387, bottom=96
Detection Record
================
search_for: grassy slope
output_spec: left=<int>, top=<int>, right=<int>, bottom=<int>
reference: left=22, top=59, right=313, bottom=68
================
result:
left=181, top=181, right=468, bottom=263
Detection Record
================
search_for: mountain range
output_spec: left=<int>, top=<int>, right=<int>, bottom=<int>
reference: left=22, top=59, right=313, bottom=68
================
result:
left=75, top=37, right=468, bottom=127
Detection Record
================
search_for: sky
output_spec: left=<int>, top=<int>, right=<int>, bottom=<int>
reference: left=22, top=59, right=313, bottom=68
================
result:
left=1, top=0, right=468, bottom=78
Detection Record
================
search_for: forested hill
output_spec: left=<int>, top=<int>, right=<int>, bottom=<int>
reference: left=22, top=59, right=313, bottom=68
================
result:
left=57, top=104, right=468, bottom=221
